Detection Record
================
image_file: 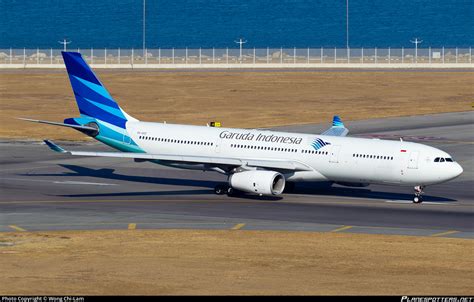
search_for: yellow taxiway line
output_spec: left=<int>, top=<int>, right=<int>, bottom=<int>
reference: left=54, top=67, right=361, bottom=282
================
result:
left=331, top=225, right=353, bottom=233
left=8, top=225, right=27, bottom=232
left=231, top=223, right=246, bottom=230
left=430, top=230, right=459, bottom=237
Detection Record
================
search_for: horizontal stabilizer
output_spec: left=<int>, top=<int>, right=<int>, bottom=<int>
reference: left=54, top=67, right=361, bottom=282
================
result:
left=18, top=118, right=98, bottom=133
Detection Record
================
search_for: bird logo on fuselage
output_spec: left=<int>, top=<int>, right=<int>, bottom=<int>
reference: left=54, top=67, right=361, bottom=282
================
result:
left=311, top=138, right=331, bottom=150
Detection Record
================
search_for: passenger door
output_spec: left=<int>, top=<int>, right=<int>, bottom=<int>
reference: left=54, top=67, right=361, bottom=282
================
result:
left=329, top=145, right=341, bottom=163
left=408, top=151, right=419, bottom=169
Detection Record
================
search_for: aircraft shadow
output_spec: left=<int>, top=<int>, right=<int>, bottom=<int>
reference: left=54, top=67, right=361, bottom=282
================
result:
left=22, top=164, right=456, bottom=202
left=24, top=164, right=221, bottom=188
left=61, top=189, right=212, bottom=198
left=290, top=183, right=457, bottom=202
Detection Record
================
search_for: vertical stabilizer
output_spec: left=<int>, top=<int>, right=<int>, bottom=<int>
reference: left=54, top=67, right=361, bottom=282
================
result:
left=61, top=51, right=137, bottom=129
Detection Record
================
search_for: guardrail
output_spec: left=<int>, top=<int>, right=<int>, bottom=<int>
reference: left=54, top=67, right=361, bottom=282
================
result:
left=1, top=47, right=472, bottom=68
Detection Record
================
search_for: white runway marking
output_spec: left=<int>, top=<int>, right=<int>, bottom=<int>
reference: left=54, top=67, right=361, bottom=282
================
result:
left=54, top=181, right=117, bottom=186
left=421, top=201, right=452, bottom=205
left=385, top=200, right=451, bottom=205
left=385, top=200, right=412, bottom=204
left=2, top=177, right=117, bottom=186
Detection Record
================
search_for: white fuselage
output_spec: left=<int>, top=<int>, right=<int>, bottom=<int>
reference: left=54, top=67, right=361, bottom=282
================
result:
left=126, top=121, right=463, bottom=187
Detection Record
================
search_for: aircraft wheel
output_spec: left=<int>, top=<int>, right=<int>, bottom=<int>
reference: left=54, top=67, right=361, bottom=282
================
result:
left=214, top=185, right=226, bottom=195
left=226, top=187, right=234, bottom=196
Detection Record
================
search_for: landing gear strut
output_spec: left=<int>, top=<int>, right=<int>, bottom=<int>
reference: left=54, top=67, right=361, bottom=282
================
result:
left=413, top=185, right=425, bottom=203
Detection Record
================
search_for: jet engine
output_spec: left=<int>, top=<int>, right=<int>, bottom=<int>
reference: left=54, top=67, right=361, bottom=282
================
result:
left=229, top=170, right=285, bottom=195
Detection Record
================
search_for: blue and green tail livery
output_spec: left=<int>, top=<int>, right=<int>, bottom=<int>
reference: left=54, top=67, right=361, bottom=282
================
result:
left=62, top=51, right=135, bottom=128
left=61, top=52, right=143, bottom=152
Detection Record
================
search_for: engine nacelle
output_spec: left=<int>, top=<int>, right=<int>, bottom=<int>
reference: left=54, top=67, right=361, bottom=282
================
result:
left=229, top=170, right=286, bottom=195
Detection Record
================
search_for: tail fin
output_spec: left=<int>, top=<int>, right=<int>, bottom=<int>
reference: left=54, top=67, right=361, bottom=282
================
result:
left=61, top=52, right=137, bottom=129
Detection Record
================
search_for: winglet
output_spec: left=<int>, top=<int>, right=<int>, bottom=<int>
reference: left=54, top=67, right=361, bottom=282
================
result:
left=44, top=140, right=67, bottom=153
left=332, top=115, right=345, bottom=127
left=321, top=115, right=349, bottom=137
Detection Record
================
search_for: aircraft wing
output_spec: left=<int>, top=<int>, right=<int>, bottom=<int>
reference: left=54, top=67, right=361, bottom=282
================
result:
left=44, top=140, right=313, bottom=172
left=321, top=115, right=349, bottom=137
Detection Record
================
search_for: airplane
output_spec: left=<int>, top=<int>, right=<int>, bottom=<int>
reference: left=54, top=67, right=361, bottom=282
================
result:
left=21, top=52, right=463, bottom=203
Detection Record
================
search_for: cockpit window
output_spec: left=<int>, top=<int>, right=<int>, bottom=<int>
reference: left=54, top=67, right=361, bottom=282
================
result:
left=435, top=157, right=454, bottom=163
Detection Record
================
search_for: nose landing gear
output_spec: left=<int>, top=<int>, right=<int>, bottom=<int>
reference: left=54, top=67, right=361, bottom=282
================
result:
left=413, top=185, right=425, bottom=203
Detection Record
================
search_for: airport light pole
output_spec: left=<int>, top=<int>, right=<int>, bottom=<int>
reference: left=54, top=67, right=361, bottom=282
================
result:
left=143, top=0, right=146, bottom=58
left=410, top=38, right=423, bottom=63
left=346, top=0, right=349, bottom=49
left=234, top=38, right=247, bottom=62
left=58, top=38, right=71, bottom=52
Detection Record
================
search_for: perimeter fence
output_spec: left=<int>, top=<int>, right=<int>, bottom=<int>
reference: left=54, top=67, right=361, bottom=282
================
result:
left=1, top=47, right=472, bottom=66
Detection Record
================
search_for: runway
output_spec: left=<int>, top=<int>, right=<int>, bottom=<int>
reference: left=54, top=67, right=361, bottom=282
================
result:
left=1, top=111, right=473, bottom=238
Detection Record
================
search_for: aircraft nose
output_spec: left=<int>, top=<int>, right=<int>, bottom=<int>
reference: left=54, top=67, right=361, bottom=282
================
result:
left=454, top=163, right=463, bottom=177
left=446, top=163, right=463, bottom=180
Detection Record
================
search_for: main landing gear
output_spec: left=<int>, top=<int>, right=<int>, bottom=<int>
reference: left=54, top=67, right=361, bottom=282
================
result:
left=413, top=185, right=425, bottom=203
left=214, top=184, right=234, bottom=196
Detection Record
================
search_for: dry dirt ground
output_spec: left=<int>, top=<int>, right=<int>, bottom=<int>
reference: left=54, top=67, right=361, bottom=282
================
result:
left=0, top=70, right=472, bottom=140
left=0, top=230, right=473, bottom=295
